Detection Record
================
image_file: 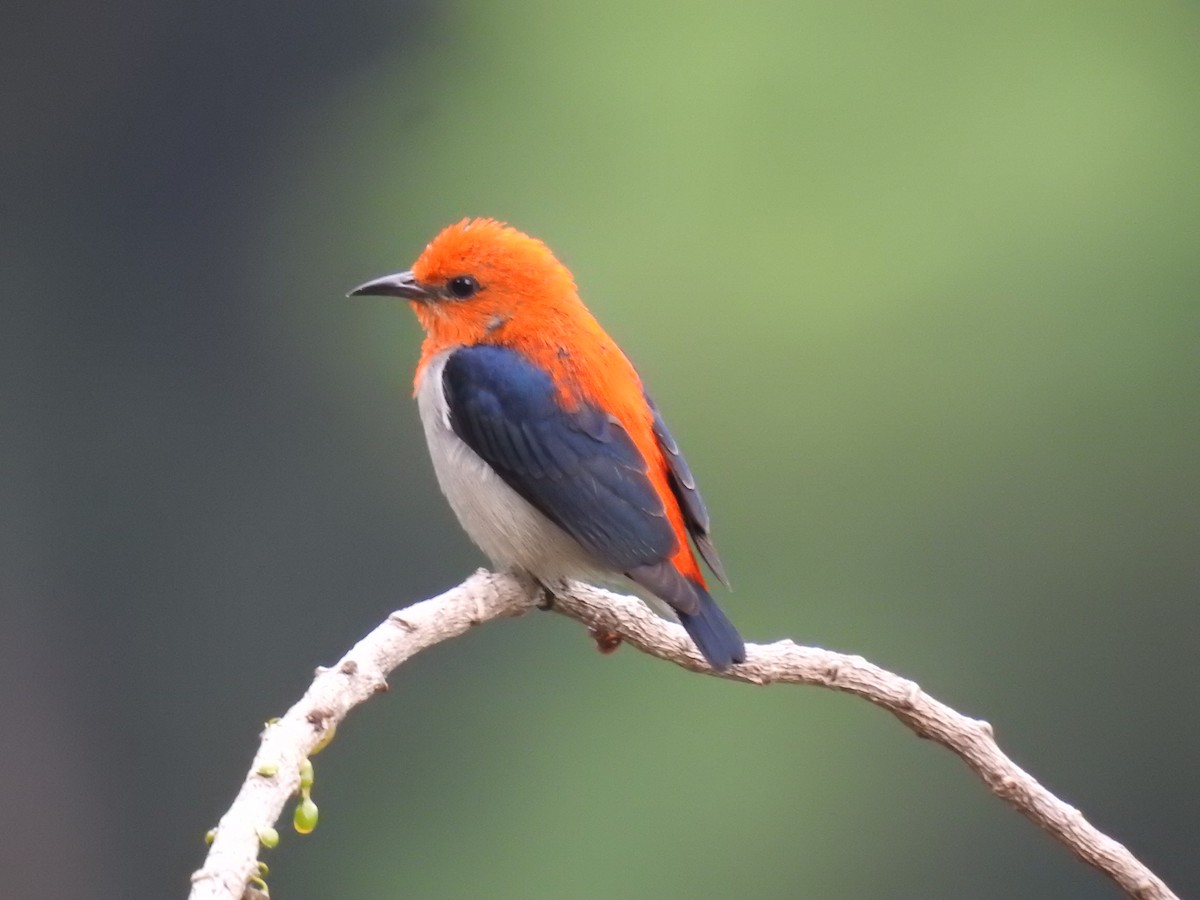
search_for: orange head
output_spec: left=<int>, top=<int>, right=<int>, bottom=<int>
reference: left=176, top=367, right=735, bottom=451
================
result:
left=349, top=218, right=635, bottom=408
left=349, top=218, right=586, bottom=353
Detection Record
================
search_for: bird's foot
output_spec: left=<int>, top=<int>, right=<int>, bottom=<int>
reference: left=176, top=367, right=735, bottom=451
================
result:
left=533, top=578, right=558, bottom=610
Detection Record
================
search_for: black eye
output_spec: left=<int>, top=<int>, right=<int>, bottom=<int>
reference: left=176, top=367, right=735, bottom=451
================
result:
left=446, top=275, right=480, bottom=300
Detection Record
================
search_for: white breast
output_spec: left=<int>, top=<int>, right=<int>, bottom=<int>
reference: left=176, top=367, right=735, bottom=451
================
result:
left=415, top=351, right=599, bottom=581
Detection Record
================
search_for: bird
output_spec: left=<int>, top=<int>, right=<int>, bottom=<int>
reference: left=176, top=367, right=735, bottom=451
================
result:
left=349, top=218, right=745, bottom=669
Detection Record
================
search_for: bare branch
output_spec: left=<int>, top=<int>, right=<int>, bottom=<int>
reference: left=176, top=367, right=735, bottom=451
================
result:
left=189, top=571, right=1177, bottom=900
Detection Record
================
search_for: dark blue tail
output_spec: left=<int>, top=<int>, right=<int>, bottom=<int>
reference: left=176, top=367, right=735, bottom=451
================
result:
left=676, top=587, right=745, bottom=670
left=627, top=562, right=745, bottom=670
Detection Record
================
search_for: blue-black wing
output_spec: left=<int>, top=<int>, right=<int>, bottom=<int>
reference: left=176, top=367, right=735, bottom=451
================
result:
left=441, top=344, right=678, bottom=574
left=441, top=344, right=744, bottom=668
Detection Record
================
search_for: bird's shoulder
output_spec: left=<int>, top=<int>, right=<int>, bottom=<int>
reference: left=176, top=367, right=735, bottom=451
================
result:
left=438, top=343, right=621, bottom=447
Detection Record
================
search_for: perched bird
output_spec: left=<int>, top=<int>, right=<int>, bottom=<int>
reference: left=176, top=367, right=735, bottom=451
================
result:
left=350, top=218, right=745, bottom=669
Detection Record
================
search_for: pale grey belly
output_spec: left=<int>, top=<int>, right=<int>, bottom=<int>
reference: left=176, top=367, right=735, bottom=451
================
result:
left=415, top=353, right=599, bottom=580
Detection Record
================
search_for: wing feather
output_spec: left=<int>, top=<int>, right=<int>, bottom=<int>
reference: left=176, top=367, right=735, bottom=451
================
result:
left=647, top=398, right=729, bottom=586
left=441, top=346, right=677, bottom=572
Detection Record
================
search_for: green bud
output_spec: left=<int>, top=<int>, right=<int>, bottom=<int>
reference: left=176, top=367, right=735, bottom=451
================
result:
left=299, top=758, right=314, bottom=790
left=257, top=827, right=280, bottom=849
left=293, top=797, right=319, bottom=834
left=204, top=828, right=217, bottom=845
left=256, top=763, right=278, bottom=778
left=311, top=722, right=337, bottom=755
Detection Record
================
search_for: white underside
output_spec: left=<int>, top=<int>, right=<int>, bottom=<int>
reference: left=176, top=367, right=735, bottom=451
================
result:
left=416, top=352, right=603, bottom=583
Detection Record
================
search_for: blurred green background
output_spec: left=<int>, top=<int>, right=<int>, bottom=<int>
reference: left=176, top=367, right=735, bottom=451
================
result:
left=4, top=1, right=1198, bottom=897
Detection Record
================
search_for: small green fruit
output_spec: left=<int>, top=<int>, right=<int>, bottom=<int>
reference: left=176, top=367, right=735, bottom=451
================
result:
left=293, top=797, right=319, bottom=834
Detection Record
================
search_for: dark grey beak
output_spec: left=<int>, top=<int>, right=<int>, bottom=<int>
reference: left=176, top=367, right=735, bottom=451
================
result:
left=347, top=270, right=435, bottom=301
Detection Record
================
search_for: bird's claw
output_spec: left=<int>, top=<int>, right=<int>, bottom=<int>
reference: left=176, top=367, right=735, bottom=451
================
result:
left=534, top=580, right=557, bottom=610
